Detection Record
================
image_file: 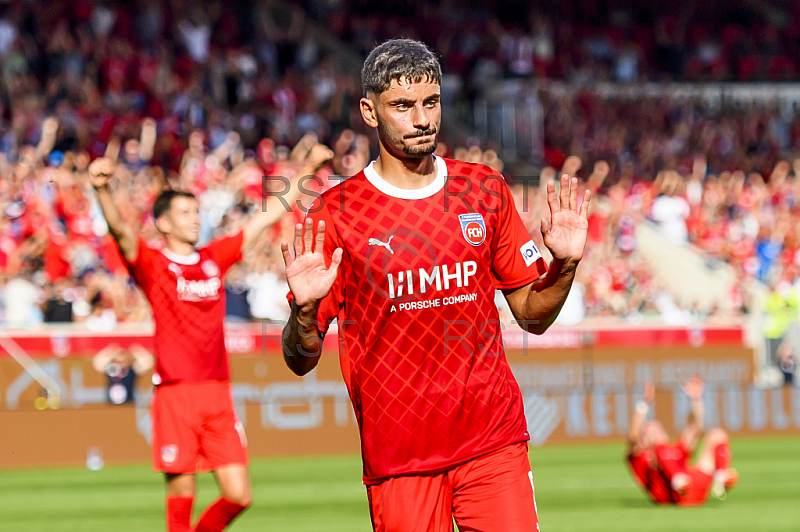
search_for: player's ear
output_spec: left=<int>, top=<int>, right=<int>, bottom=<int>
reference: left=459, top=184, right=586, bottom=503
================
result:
left=155, top=215, right=170, bottom=235
left=360, top=96, right=379, bottom=129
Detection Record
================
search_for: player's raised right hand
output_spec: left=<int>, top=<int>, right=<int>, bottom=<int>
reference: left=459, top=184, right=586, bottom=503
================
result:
left=681, top=375, right=704, bottom=400
left=282, top=217, right=343, bottom=308
left=88, top=157, right=115, bottom=189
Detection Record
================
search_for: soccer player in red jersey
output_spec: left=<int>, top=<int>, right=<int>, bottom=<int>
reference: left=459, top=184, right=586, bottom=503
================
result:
left=625, top=382, right=673, bottom=504
left=281, top=39, right=591, bottom=531
left=89, top=141, right=331, bottom=532
left=626, top=378, right=738, bottom=506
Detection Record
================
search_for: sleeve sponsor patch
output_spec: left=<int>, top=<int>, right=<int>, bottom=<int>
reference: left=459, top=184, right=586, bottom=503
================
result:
left=520, top=239, right=542, bottom=267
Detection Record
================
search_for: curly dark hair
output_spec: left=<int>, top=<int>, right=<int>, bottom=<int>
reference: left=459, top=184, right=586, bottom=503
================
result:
left=361, top=39, right=442, bottom=96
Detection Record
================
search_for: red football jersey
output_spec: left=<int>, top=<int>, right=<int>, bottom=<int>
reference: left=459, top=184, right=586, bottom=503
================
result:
left=127, top=231, right=243, bottom=384
left=292, top=156, right=548, bottom=483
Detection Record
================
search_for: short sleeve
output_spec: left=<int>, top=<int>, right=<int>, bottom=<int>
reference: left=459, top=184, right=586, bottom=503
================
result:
left=491, top=176, right=548, bottom=289
left=125, top=240, right=157, bottom=292
left=203, top=230, right=244, bottom=276
left=285, top=197, right=345, bottom=335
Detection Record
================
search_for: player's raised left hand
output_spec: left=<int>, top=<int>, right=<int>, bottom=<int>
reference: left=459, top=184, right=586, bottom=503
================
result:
left=540, top=174, right=591, bottom=262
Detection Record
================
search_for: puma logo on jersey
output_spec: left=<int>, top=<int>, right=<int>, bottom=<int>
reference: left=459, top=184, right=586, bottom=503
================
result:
left=369, top=235, right=395, bottom=254
left=167, top=263, right=182, bottom=277
left=177, top=276, right=221, bottom=300
left=387, top=261, right=477, bottom=298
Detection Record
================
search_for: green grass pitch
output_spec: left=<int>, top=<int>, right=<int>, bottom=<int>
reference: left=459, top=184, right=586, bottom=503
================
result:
left=1, top=436, right=797, bottom=531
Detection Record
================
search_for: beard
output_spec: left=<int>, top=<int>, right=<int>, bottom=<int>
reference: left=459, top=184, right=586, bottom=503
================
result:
left=378, top=120, right=438, bottom=157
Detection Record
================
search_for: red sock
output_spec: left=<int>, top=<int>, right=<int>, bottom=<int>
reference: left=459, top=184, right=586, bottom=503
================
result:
left=714, top=442, right=732, bottom=470
left=166, top=496, right=194, bottom=532
left=194, top=497, right=248, bottom=532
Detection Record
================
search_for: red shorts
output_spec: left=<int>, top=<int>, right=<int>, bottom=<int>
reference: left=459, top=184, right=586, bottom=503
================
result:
left=366, top=443, right=539, bottom=532
left=676, top=468, right=713, bottom=507
left=653, top=441, right=690, bottom=478
left=652, top=441, right=713, bottom=506
left=151, top=381, right=248, bottom=474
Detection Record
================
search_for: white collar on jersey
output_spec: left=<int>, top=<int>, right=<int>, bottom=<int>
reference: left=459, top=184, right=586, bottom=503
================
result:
left=363, top=154, right=447, bottom=200
left=161, top=248, right=200, bottom=265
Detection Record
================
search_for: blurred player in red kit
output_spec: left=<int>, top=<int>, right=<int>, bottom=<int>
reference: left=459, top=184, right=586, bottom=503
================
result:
left=90, top=141, right=331, bottom=531
left=626, top=378, right=738, bottom=506
left=281, top=39, right=591, bottom=531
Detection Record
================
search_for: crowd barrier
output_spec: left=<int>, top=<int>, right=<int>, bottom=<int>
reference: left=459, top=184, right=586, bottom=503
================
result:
left=1, top=324, right=797, bottom=468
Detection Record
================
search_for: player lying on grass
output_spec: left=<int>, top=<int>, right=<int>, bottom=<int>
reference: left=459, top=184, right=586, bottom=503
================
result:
left=90, top=138, right=331, bottom=532
left=281, top=38, right=591, bottom=532
left=626, top=377, right=738, bottom=506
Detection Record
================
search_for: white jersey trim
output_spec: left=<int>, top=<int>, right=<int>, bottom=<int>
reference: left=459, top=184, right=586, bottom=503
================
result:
left=161, top=248, right=200, bottom=265
left=363, top=155, right=447, bottom=200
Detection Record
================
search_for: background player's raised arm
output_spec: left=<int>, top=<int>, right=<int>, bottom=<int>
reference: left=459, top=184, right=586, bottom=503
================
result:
left=241, top=140, right=333, bottom=253
left=679, top=375, right=706, bottom=451
left=89, top=157, right=139, bottom=263
left=503, top=173, right=591, bottom=334
left=627, top=381, right=655, bottom=455
left=280, top=218, right=343, bottom=375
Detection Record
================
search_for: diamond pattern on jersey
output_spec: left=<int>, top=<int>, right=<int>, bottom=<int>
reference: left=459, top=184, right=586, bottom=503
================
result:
left=127, top=232, right=243, bottom=384
left=318, top=159, right=534, bottom=482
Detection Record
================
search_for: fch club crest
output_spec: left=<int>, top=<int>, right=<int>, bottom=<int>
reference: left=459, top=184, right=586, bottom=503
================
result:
left=459, top=213, right=486, bottom=246
left=161, top=444, right=179, bottom=465
left=202, top=260, right=220, bottom=277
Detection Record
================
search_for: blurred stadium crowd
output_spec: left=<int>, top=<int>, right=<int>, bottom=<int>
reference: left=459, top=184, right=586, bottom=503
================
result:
left=1, top=0, right=800, bottom=334
left=335, top=0, right=800, bottom=84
